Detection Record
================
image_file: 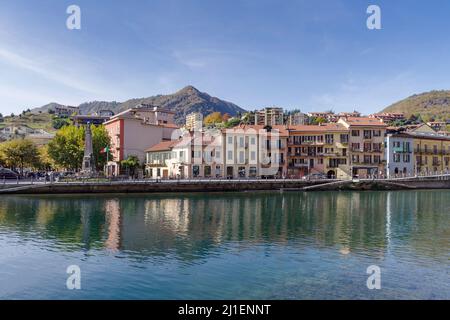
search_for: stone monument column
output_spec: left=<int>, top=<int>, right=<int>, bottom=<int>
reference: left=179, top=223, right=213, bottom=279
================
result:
left=81, top=123, right=96, bottom=175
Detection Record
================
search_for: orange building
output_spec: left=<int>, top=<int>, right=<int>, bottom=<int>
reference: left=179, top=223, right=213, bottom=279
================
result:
left=287, top=123, right=349, bottom=179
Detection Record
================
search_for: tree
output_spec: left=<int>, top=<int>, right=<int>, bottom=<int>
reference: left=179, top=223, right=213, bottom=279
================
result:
left=223, top=118, right=241, bottom=128
left=91, top=125, right=112, bottom=171
left=47, top=124, right=111, bottom=171
left=37, top=145, right=56, bottom=171
left=0, top=139, right=40, bottom=174
left=52, top=117, right=70, bottom=129
left=204, top=112, right=223, bottom=126
left=310, top=116, right=327, bottom=125
left=47, top=125, right=84, bottom=170
left=120, top=155, right=140, bottom=177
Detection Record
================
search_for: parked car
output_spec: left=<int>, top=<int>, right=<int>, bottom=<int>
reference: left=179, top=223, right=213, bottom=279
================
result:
left=309, top=173, right=327, bottom=180
left=0, top=168, right=20, bottom=179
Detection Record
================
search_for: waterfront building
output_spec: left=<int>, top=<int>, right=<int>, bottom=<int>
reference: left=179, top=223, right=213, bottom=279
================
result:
left=145, top=125, right=288, bottom=179
left=338, top=117, right=387, bottom=178
left=287, top=123, right=350, bottom=179
left=145, top=140, right=180, bottom=179
left=224, top=124, right=288, bottom=178
left=104, top=105, right=180, bottom=176
left=410, top=132, right=450, bottom=175
left=385, top=133, right=414, bottom=178
left=185, top=112, right=203, bottom=131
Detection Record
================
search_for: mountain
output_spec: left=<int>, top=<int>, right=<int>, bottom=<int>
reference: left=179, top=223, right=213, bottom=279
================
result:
left=31, top=102, right=65, bottom=114
left=32, top=86, right=246, bottom=125
left=381, top=90, right=450, bottom=121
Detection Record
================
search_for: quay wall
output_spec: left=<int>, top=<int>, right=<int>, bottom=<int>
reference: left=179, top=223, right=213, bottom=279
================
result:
left=0, top=178, right=450, bottom=194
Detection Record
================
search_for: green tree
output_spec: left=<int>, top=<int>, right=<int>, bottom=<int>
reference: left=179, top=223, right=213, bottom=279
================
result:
left=52, top=117, right=70, bottom=129
left=47, top=124, right=111, bottom=171
left=0, top=139, right=40, bottom=174
left=120, top=155, right=140, bottom=177
left=223, top=118, right=241, bottom=128
left=91, top=125, right=112, bottom=171
left=47, top=125, right=84, bottom=170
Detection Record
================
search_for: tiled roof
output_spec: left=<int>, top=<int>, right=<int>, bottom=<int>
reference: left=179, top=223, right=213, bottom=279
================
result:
left=288, top=123, right=348, bottom=132
left=145, top=140, right=180, bottom=152
left=340, top=117, right=387, bottom=127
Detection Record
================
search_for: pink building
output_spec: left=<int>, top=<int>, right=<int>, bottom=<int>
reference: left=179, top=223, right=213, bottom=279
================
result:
left=104, top=105, right=180, bottom=176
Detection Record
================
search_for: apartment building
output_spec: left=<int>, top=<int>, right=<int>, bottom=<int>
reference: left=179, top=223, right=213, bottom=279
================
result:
left=338, top=117, right=387, bottom=178
left=104, top=105, right=179, bottom=176
left=287, top=123, right=350, bottom=179
left=411, top=132, right=450, bottom=175
left=369, top=112, right=405, bottom=122
left=145, top=125, right=288, bottom=179
left=255, top=107, right=284, bottom=126
left=287, top=112, right=308, bottom=125
left=385, top=133, right=414, bottom=178
left=185, top=112, right=203, bottom=131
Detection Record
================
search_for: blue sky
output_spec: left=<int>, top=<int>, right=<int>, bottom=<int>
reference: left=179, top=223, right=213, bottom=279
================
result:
left=1, top=0, right=450, bottom=115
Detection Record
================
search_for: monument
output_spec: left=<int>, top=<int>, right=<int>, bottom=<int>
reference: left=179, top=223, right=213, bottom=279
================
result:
left=81, top=123, right=96, bottom=175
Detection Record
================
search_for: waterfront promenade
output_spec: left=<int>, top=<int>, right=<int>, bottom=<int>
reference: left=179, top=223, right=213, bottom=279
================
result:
left=1, top=174, right=450, bottom=194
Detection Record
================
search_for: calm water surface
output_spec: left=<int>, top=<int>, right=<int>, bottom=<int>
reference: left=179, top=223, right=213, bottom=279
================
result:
left=0, top=191, right=448, bottom=299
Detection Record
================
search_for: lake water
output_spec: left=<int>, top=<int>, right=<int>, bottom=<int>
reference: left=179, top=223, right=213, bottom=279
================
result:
left=0, top=191, right=448, bottom=299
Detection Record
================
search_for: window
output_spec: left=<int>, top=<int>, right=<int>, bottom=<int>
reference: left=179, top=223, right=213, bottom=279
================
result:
left=193, top=166, right=200, bottom=177
left=250, top=151, right=256, bottom=161
left=204, top=166, right=211, bottom=177
left=239, top=151, right=245, bottom=163
left=373, top=130, right=381, bottom=137
left=249, top=167, right=257, bottom=177
left=394, top=154, right=401, bottom=163
left=228, top=136, right=233, bottom=144
left=351, top=143, right=360, bottom=151
left=364, top=155, right=372, bottom=164
left=250, top=137, right=256, bottom=145
left=325, top=134, right=334, bottom=144
left=352, top=130, right=360, bottom=137
left=340, top=134, right=349, bottom=143
left=363, top=130, right=372, bottom=139
left=239, top=137, right=245, bottom=148
left=227, top=150, right=233, bottom=161
left=403, top=154, right=410, bottom=163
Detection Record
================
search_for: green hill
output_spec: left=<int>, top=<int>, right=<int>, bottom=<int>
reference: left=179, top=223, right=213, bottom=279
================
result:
left=381, top=90, right=450, bottom=122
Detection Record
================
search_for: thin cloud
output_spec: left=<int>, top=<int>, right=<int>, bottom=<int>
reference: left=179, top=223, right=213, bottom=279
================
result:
left=0, top=46, right=101, bottom=94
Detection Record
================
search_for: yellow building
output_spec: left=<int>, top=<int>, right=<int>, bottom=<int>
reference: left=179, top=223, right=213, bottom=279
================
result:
left=410, top=133, right=450, bottom=175
left=338, top=117, right=387, bottom=178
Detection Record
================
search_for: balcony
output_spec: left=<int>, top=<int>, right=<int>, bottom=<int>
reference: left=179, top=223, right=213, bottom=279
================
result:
left=289, top=163, right=308, bottom=168
left=393, top=147, right=411, bottom=153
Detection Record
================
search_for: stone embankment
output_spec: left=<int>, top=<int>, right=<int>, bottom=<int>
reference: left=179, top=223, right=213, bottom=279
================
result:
left=0, top=176, right=449, bottom=195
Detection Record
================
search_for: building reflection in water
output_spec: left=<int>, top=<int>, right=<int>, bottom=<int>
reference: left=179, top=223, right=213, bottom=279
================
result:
left=104, top=199, right=121, bottom=252
left=0, top=191, right=448, bottom=262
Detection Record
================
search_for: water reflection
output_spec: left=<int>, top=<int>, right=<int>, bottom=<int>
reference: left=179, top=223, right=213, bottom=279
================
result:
left=0, top=191, right=448, bottom=262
